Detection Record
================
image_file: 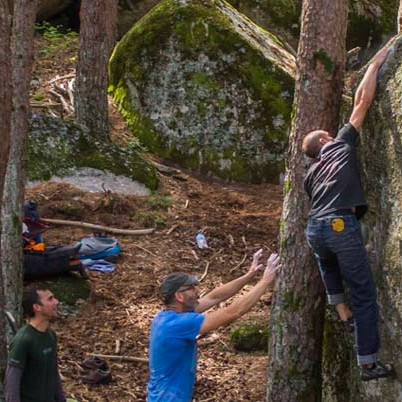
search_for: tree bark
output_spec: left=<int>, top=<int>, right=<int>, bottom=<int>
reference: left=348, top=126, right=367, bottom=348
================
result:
left=1, top=0, right=38, bottom=338
left=0, top=1, right=13, bottom=396
left=399, top=0, right=402, bottom=33
left=266, top=1, right=348, bottom=401
left=75, top=0, right=118, bottom=140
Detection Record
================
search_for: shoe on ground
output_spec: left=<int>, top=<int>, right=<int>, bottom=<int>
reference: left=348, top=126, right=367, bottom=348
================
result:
left=82, top=356, right=109, bottom=370
left=361, top=362, right=395, bottom=381
left=82, top=368, right=112, bottom=385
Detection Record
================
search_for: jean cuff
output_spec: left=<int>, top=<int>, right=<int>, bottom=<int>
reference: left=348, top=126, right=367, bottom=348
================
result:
left=327, top=293, right=345, bottom=305
left=358, top=353, right=377, bottom=366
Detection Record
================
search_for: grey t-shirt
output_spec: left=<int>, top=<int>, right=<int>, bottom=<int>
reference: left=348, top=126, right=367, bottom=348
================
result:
left=304, top=123, right=367, bottom=219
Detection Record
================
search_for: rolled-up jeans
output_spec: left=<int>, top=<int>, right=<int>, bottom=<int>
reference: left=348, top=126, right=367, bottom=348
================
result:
left=305, top=214, right=379, bottom=365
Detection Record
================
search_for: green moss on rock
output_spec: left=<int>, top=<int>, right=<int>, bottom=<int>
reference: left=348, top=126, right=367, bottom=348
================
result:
left=224, top=0, right=397, bottom=53
left=43, top=274, right=90, bottom=307
left=28, top=112, right=158, bottom=190
left=109, top=0, right=295, bottom=184
left=231, top=322, right=270, bottom=351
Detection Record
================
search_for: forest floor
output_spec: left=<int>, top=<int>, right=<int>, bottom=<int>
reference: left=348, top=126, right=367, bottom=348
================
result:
left=25, top=30, right=284, bottom=402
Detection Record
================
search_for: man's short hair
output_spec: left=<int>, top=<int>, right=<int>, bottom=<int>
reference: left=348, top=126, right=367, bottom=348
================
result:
left=160, top=273, right=199, bottom=305
left=22, top=284, right=49, bottom=318
left=302, top=130, right=326, bottom=158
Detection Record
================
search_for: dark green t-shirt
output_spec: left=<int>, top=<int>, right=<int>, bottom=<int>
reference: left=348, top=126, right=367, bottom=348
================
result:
left=8, top=324, right=58, bottom=402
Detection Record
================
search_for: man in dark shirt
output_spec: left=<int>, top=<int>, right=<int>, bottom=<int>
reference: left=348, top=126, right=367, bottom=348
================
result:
left=302, top=47, right=394, bottom=381
left=5, top=284, right=66, bottom=402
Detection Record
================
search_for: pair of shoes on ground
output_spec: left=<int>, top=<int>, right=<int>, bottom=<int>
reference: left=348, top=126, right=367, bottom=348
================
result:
left=81, top=356, right=112, bottom=385
left=361, top=362, right=395, bottom=381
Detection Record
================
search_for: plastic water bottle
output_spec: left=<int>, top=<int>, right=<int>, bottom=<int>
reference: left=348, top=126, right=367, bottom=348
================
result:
left=195, top=233, right=208, bottom=249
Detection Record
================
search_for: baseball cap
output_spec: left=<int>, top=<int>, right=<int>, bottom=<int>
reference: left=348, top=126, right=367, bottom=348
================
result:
left=160, top=272, right=199, bottom=303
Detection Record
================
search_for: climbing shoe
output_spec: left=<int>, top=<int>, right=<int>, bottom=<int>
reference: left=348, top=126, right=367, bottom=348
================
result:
left=361, top=362, right=395, bottom=381
left=82, top=368, right=112, bottom=385
left=82, top=356, right=109, bottom=371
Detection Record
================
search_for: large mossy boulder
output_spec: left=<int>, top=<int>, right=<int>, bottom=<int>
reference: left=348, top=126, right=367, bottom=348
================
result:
left=28, top=112, right=158, bottom=190
left=110, top=0, right=295, bottom=184
left=322, top=35, right=402, bottom=401
left=116, top=0, right=398, bottom=57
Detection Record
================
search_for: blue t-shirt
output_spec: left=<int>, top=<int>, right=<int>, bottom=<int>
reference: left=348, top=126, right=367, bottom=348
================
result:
left=147, top=310, right=205, bottom=402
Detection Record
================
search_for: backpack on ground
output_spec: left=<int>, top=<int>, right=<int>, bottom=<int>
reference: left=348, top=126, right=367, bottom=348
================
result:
left=24, top=243, right=86, bottom=279
left=78, top=236, right=121, bottom=260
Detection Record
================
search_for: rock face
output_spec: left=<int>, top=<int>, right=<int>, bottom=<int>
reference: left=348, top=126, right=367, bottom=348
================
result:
left=28, top=112, right=158, bottom=190
left=226, top=0, right=398, bottom=52
left=225, top=0, right=301, bottom=51
left=357, top=35, right=402, bottom=401
left=322, top=35, right=402, bottom=401
left=36, top=0, right=397, bottom=56
left=117, top=0, right=397, bottom=54
left=110, top=0, right=295, bottom=183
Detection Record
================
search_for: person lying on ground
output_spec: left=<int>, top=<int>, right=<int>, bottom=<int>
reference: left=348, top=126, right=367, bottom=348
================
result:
left=147, top=249, right=280, bottom=402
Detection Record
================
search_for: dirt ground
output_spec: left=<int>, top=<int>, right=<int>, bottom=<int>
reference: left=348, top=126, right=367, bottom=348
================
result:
left=26, top=31, right=284, bottom=402
left=26, top=172, right=282, bottom=402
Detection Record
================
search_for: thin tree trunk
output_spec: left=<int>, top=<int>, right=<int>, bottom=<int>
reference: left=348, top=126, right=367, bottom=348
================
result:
left=399, top=0, right=402, bottom=33
left=75, top=0, right=118, bottom=139
left=0, top=1, right=13, bottom=397
left=266, top=1, right=348, bottom=401
left=1, top=0, right=38, bottom=339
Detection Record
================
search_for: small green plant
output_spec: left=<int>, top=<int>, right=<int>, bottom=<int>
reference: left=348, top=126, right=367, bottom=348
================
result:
left=136, top=211, right=166, bottom=227
left=149, top=193, right=172, bottom=209
left=33, top=92, right=45, bottom=101
left=128, top=137, right=148, bottom=153
left=35, top=22, right=78, bottom=58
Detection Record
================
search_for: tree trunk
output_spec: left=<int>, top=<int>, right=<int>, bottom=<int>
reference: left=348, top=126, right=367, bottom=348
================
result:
left=399, top=0, right=402, bottom=33
left=0, top=1, right=13, bottom=397
left=1, top=0, right=38, bottom=339
left=266, top=1, right=348, bottom=401
left=75, top=0, right=118, bottom=139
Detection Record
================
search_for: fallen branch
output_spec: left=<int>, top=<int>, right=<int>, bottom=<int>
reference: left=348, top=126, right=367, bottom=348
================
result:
left=230, top=252, right=248, bottom=273
left=166, top=224, right=179, bottom=235
left=49, top=73, right=76, bottom=84
left=115, top=339, right=121, bottom=354
left=30, top=101, right=60, bottom=108
left=151, top=160, right=181, bottom=175
left=67, top=79, right=75, bottom=105
left=132, top=243, right=158, bottom=257
left=199, top=261, right=210, bottom=282
left=191, top=249, right=199, bottom=261
left=41, top=218, right=155, bottom=235
left=49, top=89, right=72, bottom=114
left=87, top=353, right=148, bottom=363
